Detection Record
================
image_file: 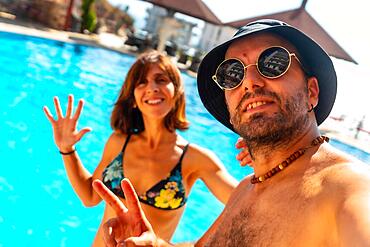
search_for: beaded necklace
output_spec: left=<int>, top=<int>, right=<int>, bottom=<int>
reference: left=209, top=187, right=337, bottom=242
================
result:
left=250, top=135, right=329, bottom=184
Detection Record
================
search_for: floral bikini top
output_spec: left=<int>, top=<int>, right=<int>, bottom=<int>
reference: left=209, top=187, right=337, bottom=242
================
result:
left=102, top=134, right=189, bottom=210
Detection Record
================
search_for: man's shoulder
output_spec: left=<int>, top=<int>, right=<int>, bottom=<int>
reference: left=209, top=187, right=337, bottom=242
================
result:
left=310, top=145, right=370, bottom=195
left=322, top=159, right=370, bottom=195
left=320, top=144, right=369, bottom=180
left=328, top=160, right=370, bottom=179
left=228, top=175, right=253, bottom=198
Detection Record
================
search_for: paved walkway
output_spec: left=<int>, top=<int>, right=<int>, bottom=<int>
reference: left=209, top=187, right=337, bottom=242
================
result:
left=0, top=14, right=139, bottom=56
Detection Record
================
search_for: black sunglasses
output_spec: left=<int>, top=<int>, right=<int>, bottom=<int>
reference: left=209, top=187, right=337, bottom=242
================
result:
left=212, top=46, right=304, bottom=90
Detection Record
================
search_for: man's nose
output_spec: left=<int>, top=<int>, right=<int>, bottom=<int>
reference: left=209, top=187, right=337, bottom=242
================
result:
left=241, top=65, right=265, bottom=91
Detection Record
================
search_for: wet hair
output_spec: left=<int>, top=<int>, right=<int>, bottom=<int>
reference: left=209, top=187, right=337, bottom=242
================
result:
left=111, top=50, right=189, bottom=134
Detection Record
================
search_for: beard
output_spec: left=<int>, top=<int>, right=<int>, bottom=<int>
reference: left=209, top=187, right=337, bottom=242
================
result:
left=230, top=88, right=309, bottom=153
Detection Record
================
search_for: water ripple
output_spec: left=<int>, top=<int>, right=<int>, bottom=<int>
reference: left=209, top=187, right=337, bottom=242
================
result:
left=61, top=216, right=81, bottom=228
left=42, top=180, right=63, bottom=200
left=0, top=177, right=14, bottom=192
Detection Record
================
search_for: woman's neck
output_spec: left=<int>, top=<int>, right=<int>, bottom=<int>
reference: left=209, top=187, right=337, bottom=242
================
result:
left=141, top=118, right=176, bottom=150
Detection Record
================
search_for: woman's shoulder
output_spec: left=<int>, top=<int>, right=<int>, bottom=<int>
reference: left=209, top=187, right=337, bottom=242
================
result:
left=105, top=131, right=130, bottom=150
left=109, top=130, right=129, bottom=141
left=187, top=143, right=217, bottom=158
left=175, top=135, right=215, bottom=158
left=93, top=131, right=130, bottom=174
left=182, top=141, right=223, bottom=169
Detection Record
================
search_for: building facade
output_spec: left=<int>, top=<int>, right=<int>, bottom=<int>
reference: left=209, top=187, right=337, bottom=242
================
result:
left=198, top=22, right=236, bottom=53
left=143, top=6, right=197, bottom=50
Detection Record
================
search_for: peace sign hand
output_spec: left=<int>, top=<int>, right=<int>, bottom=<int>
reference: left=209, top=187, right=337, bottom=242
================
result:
left=43, top=95, right=91, bottom=152
left=92, top=179, right=158, bottom=247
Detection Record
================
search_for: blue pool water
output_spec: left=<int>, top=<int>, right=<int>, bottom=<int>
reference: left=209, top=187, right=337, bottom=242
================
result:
left=0, top=31, right=369, bottom=246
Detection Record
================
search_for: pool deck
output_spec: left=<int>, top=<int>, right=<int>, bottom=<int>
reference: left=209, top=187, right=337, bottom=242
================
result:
left=1, top=14, right=369, bottom=156
left=0, top=14, right=196, bottom=76
left=319, top=118, right=370, bottom=155
left=0, top=14, right=140, bottom=56
left=320, top=128, right=370, bottom=155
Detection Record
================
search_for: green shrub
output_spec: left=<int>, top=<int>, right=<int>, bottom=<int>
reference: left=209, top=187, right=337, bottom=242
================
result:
left=81, top=0, right=97, bottom=33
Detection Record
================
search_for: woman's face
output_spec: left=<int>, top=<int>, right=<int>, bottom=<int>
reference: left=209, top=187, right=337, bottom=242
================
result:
left=133, top=64, right=176, bottom=120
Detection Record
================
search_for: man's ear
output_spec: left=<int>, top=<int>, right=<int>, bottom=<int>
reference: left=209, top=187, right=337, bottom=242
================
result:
left=307, top=76, right=319, bottom=107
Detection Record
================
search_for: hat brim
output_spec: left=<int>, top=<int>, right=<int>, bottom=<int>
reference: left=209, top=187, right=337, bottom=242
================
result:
left=197, top=24, right=337, bottom=133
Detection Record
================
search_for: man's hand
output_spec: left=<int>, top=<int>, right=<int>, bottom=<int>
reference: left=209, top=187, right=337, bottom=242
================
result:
left=235, top=137, right=252, bottom=166
left=92, top=179, right=158, bottom=247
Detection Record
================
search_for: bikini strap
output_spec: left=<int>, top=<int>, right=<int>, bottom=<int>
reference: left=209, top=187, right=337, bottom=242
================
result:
left=178, top=143, right=190, bottom=164
left=121, top=134, right=132, bottom=154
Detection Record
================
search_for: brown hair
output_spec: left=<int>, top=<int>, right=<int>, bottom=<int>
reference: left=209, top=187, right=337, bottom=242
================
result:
left=111, top=50, right=189, bottom=134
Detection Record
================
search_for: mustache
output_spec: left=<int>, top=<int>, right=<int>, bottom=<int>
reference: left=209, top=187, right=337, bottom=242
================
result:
left=235, top=88, right=282, bottom=111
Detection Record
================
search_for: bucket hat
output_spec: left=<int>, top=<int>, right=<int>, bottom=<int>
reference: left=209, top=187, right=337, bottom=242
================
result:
left=197, top=19, right=337, bottom=133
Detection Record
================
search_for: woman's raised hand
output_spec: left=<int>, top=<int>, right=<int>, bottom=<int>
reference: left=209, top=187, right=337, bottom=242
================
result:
left=43, top=95, right=91, bottom=152
left=235, top=137, right=253, bottom=167
left=93, top=179, right=158, bottom=247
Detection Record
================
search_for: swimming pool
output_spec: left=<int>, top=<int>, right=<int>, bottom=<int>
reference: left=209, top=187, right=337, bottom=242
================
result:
left=0, top=31, right=369, bottom=246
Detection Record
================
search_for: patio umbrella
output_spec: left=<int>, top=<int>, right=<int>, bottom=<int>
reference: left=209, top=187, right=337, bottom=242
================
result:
left=139, top=0, right=222, bottom=52
left=138, top=0, right=355, bottom=64
left=225, top=4, right=356, bottom=64
left=139, top=0, right=221, bottom=25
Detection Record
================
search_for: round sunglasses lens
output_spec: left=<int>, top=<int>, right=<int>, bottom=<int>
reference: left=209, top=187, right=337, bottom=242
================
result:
left=215, top=59, right=244, bottom=89
left=258, top=47, right=290, bottom=78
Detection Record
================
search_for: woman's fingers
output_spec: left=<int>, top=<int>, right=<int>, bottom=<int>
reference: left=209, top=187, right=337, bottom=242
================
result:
left=92, top=179, right=128, bottom=215
left=239, top=151, right=252, bottom=166
left=48, top=96, right=84, bottom=121
left=235, top=137, right=252, bottom=165
left=240, top=156, right=252, bottom=167
left=65, top=94, right=74, bottom=118
left=235, top=137, right=247, bottom=149
left=53, top=96, right=64, bottom=119
left=236, top=145, right=252, bottom=166
left=76, top=128, right=92, bottom=142
left=73, top=99, right=84, bottom=121
left=236, top=147, right=250, bottom=161
left=43, top=106, right=55, bottom=124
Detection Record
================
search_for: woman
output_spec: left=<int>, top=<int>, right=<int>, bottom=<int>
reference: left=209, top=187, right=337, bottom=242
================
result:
left=43, top=51, right=244, bottom=246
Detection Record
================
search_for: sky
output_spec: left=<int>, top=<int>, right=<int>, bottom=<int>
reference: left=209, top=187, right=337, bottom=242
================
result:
left=108, top=0, right=370, bottom=132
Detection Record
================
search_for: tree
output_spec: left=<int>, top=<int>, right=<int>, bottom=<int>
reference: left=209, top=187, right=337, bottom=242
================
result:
left=80, top=0, right=97, bottom=33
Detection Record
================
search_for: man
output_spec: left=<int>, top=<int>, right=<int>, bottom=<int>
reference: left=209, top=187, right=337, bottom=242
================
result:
left=93, top=19, right=370, bottom=246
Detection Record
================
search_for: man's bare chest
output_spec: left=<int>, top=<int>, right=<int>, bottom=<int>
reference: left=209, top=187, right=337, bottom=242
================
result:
left=204, top=185, right=335, bottom=247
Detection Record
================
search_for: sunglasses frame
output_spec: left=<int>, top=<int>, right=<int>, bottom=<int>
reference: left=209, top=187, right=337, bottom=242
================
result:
left=212, top=46, right=304, bottom=91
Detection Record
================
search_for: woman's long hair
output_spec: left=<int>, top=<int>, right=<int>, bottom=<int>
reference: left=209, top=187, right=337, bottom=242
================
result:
left=111, top=50, right=189, bottom=134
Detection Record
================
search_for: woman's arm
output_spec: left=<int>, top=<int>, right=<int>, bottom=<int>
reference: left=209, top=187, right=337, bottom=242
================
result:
left=43, top=95, right=118, bottom=207
left=61, top=133, right=122, bottom=207
left=187, top=144, right=238, bottom=204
